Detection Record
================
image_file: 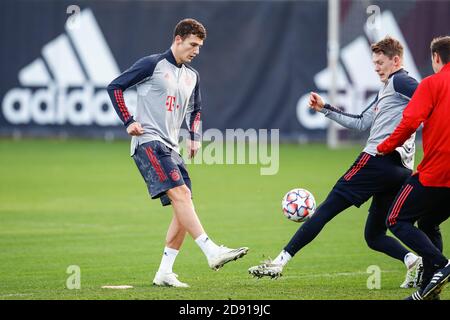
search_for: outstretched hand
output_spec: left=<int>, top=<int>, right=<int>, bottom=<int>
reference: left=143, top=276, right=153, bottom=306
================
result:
left=308, top=92, right=325, bottom=112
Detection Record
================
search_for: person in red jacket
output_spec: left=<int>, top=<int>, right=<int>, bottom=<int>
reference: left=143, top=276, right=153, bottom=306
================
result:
left=377, top=36, right=450, bottom=300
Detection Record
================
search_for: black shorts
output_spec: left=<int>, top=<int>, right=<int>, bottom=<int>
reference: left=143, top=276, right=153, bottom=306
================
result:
left=332, top=151, right=412, bottom=208
left=386, top=174, right=450, bottom=227
left=132, top=140, right=192, bottom=206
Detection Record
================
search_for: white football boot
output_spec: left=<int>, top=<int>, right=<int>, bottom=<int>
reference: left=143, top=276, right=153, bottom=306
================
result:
left=401, top=256, right=424, bottom=288
left=248, top=260, right=283, bottom=279
left=208, top=246, right=249, bottom=271
left=153, top=272, right=189, bottom=288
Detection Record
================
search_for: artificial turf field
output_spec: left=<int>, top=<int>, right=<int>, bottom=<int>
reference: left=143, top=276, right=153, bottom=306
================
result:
left=1, top=139, right=449, bottom=300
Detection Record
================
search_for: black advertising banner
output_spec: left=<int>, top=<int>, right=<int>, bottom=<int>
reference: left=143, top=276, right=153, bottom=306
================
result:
left=1, top=0, right=449, bottom=140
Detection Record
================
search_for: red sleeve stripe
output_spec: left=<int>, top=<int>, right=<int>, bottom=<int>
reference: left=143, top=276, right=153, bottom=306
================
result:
left=145, top=147, right=167, bottom=182
left=387, top=184, right=413, bottom=226
left=114, top=89, right=130, bottom=122
left=191, top=112, right=201, bottom=133
left=343, top=153, right=371, bottom=181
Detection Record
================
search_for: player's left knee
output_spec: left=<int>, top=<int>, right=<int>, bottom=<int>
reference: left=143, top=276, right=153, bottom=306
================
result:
left=167, top=185, right=191, bottom=203
left=365, top=237, right=376, bottom=249
left=364, top=232, right=382, bottom=249
left=387, top=220, right=403, bottom=236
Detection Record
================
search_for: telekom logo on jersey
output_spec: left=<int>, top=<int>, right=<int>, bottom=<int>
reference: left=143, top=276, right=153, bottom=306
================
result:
left=165, top=96, right=179, bottom=112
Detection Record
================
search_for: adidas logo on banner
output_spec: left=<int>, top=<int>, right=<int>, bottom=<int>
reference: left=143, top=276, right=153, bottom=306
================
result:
left=296, top=10, right=421, bottom=130
left=2, top=8, right=134, bottom=126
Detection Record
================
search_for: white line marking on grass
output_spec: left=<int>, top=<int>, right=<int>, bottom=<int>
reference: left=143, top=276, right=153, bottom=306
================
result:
left=0, top=293, right=33, bottom=297
left=101, top=285, right=134, bottom=289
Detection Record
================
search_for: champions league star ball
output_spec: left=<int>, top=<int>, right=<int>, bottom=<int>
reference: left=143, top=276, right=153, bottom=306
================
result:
left=282, top=188, right=316, bottom=223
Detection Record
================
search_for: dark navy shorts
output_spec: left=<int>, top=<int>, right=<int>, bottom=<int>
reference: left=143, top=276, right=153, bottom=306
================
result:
left=386, top=174, right=450, bottom=227
left=332, top=151, right=412, bottom=208
left=132, top=140, right=192, bottom=206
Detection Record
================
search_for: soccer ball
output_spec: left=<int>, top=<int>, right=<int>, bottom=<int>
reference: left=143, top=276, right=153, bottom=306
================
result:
left=282, top=188, right=316, bottom=223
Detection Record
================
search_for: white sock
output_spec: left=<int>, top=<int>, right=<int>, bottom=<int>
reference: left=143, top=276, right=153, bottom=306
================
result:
left=404, top=252, right=419, bottom=269
left=157, top=247, right=179, bottom=274
left=272, top=250, right=292, bottom=267
left=195, top=233, right=220, bottom=259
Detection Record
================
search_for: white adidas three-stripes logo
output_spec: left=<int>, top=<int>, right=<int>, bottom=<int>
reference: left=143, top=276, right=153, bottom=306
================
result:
left=431, top=272, right=443, bottom=284
left=412, top=291, right=422, bottom=300
left=2, top=8, right=134, bottom=126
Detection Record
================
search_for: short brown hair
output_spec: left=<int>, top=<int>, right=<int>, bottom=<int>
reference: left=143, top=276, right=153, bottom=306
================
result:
left=431, top=36, right=450, bottom=64
left=371, top=36, right=404, bottom=59
left=173, top=18, right=206, bottom=40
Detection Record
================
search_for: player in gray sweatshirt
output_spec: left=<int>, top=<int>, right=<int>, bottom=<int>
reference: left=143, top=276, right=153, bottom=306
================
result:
left=108, top=19, right=248, bottom=288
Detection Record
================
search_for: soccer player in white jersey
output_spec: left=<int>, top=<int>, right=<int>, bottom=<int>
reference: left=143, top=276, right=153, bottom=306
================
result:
left=107, top=19, right=248, bottom=288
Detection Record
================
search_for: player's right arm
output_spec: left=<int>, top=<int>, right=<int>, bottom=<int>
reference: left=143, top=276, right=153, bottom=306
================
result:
left=309, top=92, right=376, bottom=131
left=107, top=56, right=158, bottom=135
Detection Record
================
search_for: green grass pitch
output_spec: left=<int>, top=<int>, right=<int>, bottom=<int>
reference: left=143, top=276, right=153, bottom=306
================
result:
left=0, top=139, right=448, bottom=300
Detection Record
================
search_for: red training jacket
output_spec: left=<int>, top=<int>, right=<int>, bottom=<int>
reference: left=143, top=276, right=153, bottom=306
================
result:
left=377, top=63, right=450, bottom=187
